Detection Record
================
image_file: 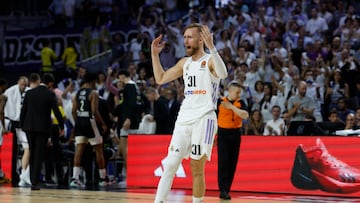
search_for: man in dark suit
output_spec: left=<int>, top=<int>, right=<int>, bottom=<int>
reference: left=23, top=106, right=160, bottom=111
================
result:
left=144, top=87, right=170, bottom=134
left=20, top=73, right=64, bottom=190
left=164, top=87, right=181, bottom=133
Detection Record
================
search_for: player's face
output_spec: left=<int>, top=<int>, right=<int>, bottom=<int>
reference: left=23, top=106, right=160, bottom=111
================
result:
left=184, top=28, right=201, bottom=56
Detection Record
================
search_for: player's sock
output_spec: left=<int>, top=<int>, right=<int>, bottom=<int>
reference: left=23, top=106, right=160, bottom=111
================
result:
left=73, top=166, right=81, bottom=180
left=99, top=169, right=106, bottom=179
left=192, top=196, right=204, bottom=203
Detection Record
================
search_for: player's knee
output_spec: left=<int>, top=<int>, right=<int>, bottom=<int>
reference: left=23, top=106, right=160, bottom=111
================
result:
left=190, top=158, right=206, bottom=177
left=163, top=153, right=182, bottom=172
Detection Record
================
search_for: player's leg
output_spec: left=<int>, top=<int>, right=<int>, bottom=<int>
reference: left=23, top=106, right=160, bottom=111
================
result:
left=190, top=112, right=218, bottom=203
left=91, top=135, right=108, bottom=186
left=154, top=123, right=189, bottom=203
left=118, top=129, right=128, bottom=168
left=70, top=136, right=87, bottom=187
left=17, top=129, right=30, bottom=186
left=190, top=155, right=207, bottom=203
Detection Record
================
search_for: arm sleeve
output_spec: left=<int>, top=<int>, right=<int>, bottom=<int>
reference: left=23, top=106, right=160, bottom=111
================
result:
left=210, top=49, right=228, bottom=79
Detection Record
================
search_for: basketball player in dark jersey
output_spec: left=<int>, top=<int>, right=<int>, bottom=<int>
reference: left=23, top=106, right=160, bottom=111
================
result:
left=70, top=73, right=108, bottom=187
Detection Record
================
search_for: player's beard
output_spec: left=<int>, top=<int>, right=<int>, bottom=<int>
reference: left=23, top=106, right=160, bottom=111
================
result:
left=186, top=45, right=199, bottom=56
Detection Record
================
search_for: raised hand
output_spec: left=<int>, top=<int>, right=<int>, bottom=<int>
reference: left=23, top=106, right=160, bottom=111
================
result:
left=200, top=25, right=215, bottom=50
left=151, top=34, right=166, bottom=55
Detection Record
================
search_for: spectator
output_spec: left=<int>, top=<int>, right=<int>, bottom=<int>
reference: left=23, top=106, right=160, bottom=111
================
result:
left=136, top=5, right=158, bottom=40
left=159, top=41, right=177, bottom=70
left=63, top=0, right=76, bottom=28
left=259, top=83, right=279, bottom=123
left=344, top=113, right=356, bottom=130
left=287, top=81, right=316, bottom=121
left=245, top=60, right=261, bottom=103
left=245, top=109, right=265, bottom=135
left=164, top=19, right=186, bottom=60
left=304, top=69, right=324, bottom=122
left=305, top=7, right=328, bottom=41
left=129, top=33, right=143, bottom=64
left=137, top=50, right=152, bottom=79
left=234, top=46, right=256, bottom=67
left=336, top=97, right=355, bottom=123
left=110, top=32, right=127, bottom=69
left=249, top=80, right=264, bottom=111
left=48, top=0, right=65, bottom=28
left=355, top=107, right=360, bottom=129
left=282, top=110, right=290, bottom=135
left=263, top=105, right=285, bottom=136
left=325, top=69, right=349, bottom=111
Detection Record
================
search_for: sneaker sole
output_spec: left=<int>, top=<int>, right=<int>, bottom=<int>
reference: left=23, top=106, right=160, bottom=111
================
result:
left=312, top=169, right=360, bottom=193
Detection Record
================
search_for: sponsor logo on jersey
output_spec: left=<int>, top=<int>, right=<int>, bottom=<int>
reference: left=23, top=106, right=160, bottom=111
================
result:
left=184, top=89, right=207, bottom=95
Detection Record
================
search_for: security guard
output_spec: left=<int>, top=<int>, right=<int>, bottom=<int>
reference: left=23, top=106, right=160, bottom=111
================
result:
left=41, top=39, right=57, bottom=74
left=217, top=81, right=249, bottom=200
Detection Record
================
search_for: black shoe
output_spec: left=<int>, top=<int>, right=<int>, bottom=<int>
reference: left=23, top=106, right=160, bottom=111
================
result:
left=31, top=185, right=40, bottom=190
left=219, top=191, right=231, bottom=200
left=45, top=180, right=58, bottom=187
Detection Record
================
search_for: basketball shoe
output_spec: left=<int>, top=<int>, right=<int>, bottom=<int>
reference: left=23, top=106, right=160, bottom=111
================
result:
left=70, top=178, right=85, bottom=188
left=291, top=138, right=360, bottom=193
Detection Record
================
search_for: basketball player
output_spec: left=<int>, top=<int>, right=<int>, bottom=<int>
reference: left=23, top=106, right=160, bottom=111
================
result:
left=70, top=73, right=108, bottom=187
left=151, top=23, right=228, bottom=203
left=0, top=76, right=31, bottom=186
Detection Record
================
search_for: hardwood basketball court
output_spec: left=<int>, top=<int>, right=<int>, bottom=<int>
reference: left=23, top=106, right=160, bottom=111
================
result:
left=1, top=185, right=359, bottom=203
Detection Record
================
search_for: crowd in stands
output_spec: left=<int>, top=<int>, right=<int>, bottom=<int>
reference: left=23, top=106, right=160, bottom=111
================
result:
left=1, top=0, right=360, bottom=187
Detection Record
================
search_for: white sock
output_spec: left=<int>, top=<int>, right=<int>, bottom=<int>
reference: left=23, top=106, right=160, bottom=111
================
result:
left=99, top=169, right=106, bottom=179
left=192, top=196, right=203, bottom=203
left=21, top=169, right=25, bottom=176
left=73, top=167, right=81, bottom=180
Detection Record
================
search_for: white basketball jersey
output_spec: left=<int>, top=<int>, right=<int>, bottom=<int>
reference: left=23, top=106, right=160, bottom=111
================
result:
left=177, top=54, right=221, bottom=124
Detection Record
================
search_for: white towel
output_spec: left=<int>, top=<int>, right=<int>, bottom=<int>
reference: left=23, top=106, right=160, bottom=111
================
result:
left=4, top=85, right=22, bottom=121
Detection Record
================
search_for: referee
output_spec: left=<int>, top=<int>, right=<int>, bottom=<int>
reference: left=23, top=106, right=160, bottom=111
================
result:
left=217, top=81, right=249, bottom=200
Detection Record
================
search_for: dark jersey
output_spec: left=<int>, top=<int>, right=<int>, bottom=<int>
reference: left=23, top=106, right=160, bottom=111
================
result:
left=74, top=88, right=98, bottom=138
left=112, top=81, right=142, bottom=129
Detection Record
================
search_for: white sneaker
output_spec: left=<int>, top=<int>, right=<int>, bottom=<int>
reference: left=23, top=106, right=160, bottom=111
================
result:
left=18, top=179, right=30, bottom=187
